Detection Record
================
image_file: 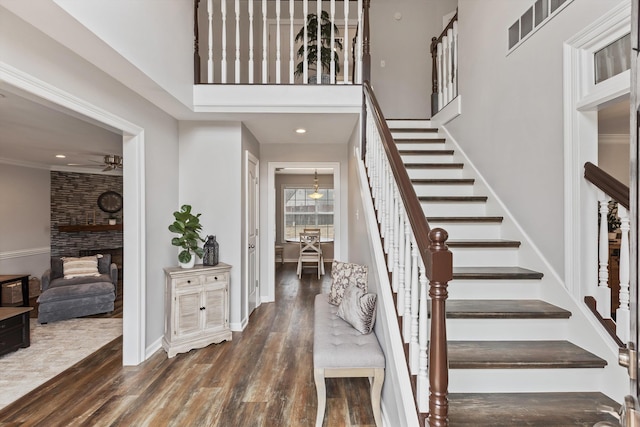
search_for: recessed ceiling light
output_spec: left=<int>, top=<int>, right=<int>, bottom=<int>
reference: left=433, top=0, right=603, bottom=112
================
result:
left=55, top=154, right=66, bottom=159
left=295, top=128, right=306, bottom=134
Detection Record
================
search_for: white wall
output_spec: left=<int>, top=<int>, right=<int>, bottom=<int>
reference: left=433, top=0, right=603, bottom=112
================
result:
left=599, top=137, right=630, bottom=186
left=44, top=0, right=194, bottom=109
left=178, top=121, right=244, bottom=328
left=370, top=0, right=457, bottom=119
left=0, top=164, right=50, bottom=277
left=444, top=0, right=624, bottom=276
left=1, top=5, right=180, bottom=352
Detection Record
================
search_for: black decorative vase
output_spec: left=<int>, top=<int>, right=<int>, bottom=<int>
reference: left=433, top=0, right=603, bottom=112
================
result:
left=203, top=235, right=219, bottom=266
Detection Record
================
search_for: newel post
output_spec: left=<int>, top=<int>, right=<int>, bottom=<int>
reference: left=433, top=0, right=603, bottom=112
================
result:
left=194, top=0, right=201, bottom=84
left=427, top=228, right=451, bottom=427
left=362, top=0, right=371, bottom=83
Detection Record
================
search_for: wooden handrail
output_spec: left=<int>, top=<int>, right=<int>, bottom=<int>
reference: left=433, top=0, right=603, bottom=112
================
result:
left=363, top=80, right=452, bottom=425
left=584, top=162, right=629, bottom=209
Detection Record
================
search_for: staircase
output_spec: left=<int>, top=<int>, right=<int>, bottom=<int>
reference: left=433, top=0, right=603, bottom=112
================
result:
left=386, top=119, right=621, bottom=426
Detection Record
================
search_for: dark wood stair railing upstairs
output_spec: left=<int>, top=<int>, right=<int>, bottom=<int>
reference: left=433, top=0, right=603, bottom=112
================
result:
left=430, top=10, right=458, bottom=115
left=363, top=81, right=453, bottom=427
left=583, top=161, right=629, bottom=348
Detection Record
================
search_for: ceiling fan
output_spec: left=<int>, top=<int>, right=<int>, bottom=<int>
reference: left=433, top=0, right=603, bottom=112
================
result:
left=101, top=155, right=123, bottom=171
left=66, top=154, right=123, bottom=172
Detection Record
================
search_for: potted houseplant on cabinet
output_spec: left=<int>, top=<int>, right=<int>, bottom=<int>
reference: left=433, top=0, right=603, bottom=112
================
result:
left=169, top=204, right=205, bottom=268
left=295, top=10, right=343, bottom=83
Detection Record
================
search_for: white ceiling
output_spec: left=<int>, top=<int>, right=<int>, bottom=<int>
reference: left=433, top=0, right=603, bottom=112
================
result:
left=0, top=86, right=359, bottom=171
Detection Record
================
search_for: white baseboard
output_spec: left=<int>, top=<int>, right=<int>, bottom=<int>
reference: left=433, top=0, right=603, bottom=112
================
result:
left=0, top=246, right=49, bottom=260
left=146, top=336, right=163, bottom=359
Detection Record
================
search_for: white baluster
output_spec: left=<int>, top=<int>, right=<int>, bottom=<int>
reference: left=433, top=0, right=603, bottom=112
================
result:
left=410, top=247, right=422, bottom=374
left=330, top=0, right=336, bottom=84
left=303, top=0, right=309, bottom=83
left=248, top=0, right=254, bottom=83
left=436, top=42, right=443, bottom=110
left=405, top=233, right=417, bottom=344
left=452, top=20, right=458, bottom=99
left=417, top=257, right=429, bottom=412
left=343, top=0, right=349, bottom=84
left=596, top=194, right=612, bottom=318
left=391, top=187, right=400, bottom=281
left=289, top=0, right=295, bottom=83
left=617, top=205, right=630, bottom=342
left=446, top=28, right=453, bottom=103
left=275, top=0, right=281, bottom=83
left=235, top=0, right=240, bottom=83
left=207, top=0, right=214, bottom=83
left=316, top=0, right=322, bottom=84
left=261, top=0, right=267, bottom=83
left=397, top=210, right=406, bottom=315
left=221, top=0, right=227, bottom=83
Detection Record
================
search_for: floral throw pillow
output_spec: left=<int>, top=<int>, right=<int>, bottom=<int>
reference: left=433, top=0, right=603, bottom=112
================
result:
left=328, top=260, right=368, bottom=306
left=337, top=284, right=377, bottom=334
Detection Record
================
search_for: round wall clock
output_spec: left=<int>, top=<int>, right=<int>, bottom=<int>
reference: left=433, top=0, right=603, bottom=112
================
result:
left=97, top=191, right=123, bottom=213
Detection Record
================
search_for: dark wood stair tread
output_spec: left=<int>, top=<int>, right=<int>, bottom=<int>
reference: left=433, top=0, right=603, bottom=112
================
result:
left=427, top=216, right=503, bottom=223
left=395, top=138, right=446, bottom=143
left=453, top=266, right=543, bottom=280
left=399, top=149, right=454, bottom=155
left=419, top=195, right=487, bottom=202
left=446, top=299, right=571, bottom=319
left=405, top=163, right=463, bottom=169
left=413, top=178, right=475, bottom=185
left=449, top=392, right=619, bottom=426
left=448, top=340, right=607, bottom=369
left=391, top=128, right=439, bottom=133
left=447, top=239, right=520, bottom=248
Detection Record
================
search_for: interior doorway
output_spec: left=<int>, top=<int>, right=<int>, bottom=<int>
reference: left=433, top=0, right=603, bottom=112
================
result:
left=0, top=66, right=146, bottom=365
left=266, top=161, right=341, bottom=302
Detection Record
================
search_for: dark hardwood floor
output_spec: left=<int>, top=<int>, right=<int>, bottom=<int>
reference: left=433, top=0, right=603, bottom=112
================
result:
left=0, top=263, right=376, bottom=426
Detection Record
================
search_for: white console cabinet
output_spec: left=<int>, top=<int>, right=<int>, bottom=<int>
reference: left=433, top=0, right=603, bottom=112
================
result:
left=163, top=263, right=232, bottom=358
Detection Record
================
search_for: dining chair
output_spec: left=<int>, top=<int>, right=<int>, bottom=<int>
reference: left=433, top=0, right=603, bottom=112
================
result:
left=297, top=232, right=325, bottom=279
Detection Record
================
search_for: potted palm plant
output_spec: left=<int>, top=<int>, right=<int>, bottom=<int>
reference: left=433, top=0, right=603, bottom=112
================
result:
left=295, top=11, right=343, bottom=83
left=168, top=204, right=205, bottom=268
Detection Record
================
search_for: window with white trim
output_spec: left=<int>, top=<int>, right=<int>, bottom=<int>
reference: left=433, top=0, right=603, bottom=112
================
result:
left=283, top=187, right=334, bottom=240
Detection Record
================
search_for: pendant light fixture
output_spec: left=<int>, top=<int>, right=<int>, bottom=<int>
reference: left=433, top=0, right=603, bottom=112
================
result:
left=309, top=170, right=323, bottom=199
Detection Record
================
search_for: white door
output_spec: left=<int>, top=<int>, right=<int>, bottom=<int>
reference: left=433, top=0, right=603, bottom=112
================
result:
left=246, top=152, right=260, bottom=315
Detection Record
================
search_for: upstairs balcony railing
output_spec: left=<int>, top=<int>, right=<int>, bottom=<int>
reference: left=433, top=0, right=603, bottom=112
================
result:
left=430, top=11, right=458, bottom=115
left=194, top=0, right=366, bottom=85
left=584, top=161, right=630, bottom=347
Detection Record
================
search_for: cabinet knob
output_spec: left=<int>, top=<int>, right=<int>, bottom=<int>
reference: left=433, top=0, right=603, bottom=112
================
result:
left=214, top=276, right=218, bottom=280
left=187, top=280, right=191, bottom=284
left=200, top=306, right=206, bottom=311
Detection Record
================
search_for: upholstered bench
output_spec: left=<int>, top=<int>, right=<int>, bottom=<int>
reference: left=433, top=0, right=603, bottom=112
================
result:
left=313, top=293, right=385, bottom=427
left=37, top=282, right=115, bottom=324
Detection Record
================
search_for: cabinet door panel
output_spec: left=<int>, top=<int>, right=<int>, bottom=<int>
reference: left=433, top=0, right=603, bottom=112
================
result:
left=203, top=284, right=227, bottom=332
left=175, top=291, right=201, bottom=336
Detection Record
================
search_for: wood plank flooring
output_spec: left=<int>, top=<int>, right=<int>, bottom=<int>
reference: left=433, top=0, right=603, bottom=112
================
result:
left=0, top=263, right=376, bottom=426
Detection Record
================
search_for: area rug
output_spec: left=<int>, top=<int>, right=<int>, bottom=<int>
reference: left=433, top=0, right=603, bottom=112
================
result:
left=0, top=318, right=122, bottom=409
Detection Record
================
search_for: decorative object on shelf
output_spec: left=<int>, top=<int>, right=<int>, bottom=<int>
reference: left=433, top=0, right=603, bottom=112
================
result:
left=295, top=11, right=343, bottom=83
left=168, top=204, right=205, bottom=269
left=607, top=200, right=621, bottom=234
left=97, top=191, right=123, bottom=214
left=203, top=235, right=219, bottom=266
left=309, top=170, right=323, bottom=199
left=108, top=217, right=117, bottom=225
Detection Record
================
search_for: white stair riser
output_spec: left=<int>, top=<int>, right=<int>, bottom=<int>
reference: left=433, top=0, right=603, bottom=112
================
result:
left=448, top=247, right=518, bottom=267
left=414, top=184, right=475, bottom=196
left=421, top=202, right=486, bottom=216
left=448, top=280, right=542, bottom=299
left=428, top=222, right=501, bottom=239
left=386, top=120, right=432, bottom=129
left=392, top=131, right=443, bottom=139
left=446, top=319, right=569, bottom=341
left=449, top=369, right=605, bottom=393
left=396, top=142, right=447, bottom=151
left=400, top=154, right=454, bottom=163
left=408, top=169, right=464, bottom=179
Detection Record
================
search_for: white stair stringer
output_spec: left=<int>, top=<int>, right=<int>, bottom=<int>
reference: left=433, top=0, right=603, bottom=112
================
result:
left=385, top=120, right=629, bottom=402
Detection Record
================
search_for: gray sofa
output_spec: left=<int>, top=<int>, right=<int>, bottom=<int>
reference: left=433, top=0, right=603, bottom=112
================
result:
left=37, top=254, right=118, bottom=324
